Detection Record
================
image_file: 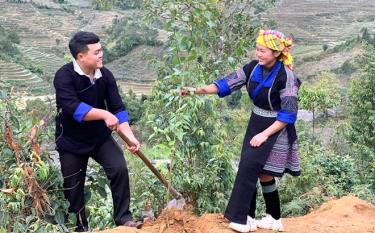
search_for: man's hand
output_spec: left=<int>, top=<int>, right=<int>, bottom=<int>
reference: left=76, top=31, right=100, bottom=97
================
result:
left=126, top=136, right=141, bottom=154
left=104, top=112, right=119, bottom=131
left=117, top=122, right=140, bottom=154
left=250, top=132, right=268, bottom=147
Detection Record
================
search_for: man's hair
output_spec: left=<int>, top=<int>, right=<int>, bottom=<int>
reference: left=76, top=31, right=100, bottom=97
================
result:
left=69, top=31, right=100, bottom=59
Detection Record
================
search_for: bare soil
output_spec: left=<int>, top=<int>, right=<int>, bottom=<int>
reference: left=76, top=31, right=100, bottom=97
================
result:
left=97, top=196, right=375, bottom=233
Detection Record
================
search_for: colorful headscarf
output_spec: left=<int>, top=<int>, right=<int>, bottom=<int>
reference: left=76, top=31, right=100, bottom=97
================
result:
left=256, top=29, right=294, bottom=69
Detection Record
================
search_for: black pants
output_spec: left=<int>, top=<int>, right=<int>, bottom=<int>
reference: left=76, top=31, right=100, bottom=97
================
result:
left=224, top=113, right=280, bottom=224
left=59, top=136, right=132, bottom=226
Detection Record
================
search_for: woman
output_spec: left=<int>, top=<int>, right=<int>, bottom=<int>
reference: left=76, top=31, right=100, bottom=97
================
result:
left=181, top=30, right=301, bottom=232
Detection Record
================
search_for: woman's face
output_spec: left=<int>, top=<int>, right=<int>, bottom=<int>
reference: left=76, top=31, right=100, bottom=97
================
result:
left=255, top=44, right=280, bottom=68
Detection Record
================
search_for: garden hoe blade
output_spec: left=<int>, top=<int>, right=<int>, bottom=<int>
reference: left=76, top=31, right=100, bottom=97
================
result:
left=117, top=131, right=186, bottom=209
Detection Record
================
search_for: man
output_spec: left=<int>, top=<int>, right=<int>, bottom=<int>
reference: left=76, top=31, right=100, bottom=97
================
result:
left=54, top=31, right=142, bottom=231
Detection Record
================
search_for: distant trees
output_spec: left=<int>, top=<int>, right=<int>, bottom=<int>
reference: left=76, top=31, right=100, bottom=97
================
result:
left=0, top=26, right=21, bottom=60
left=7, top=31, right=20, bottom=44
left=359, top=27, right=375, bottom=48
left=360, top=27, right=371, bottom=42
left=90, top=0, right=112, bottom=10
left=253, top=0, right=277, bottom=15
left=104, top=17, right=160, bottom=62
left=112, top=0, right=143, bottom=9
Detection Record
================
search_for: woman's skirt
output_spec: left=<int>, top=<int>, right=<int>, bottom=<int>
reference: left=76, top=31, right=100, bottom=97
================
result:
left=262, top=128, right=300, bottom=177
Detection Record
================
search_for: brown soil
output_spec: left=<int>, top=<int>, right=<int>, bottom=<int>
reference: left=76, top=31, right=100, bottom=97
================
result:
left=97, top=196, right=375, bottom=233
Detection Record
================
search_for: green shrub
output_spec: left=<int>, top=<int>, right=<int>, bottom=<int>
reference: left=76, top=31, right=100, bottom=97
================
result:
left=348, top=45, right=375, bottom=190
left=0, top=97, right=71, bottom=232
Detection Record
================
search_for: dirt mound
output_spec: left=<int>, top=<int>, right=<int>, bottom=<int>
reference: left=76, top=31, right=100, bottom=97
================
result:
left=283, top=196, right=375, bottom=233
left=98, top=196, right=375, bottom=233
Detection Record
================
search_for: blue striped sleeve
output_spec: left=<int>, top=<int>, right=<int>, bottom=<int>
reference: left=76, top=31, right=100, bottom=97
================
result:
left=73, top=102, right=93, bottom=123
left=213, top=79, right=231, bottom=98
left=115, top=111, right=129, bottom=124
left=277, top=110, right=297, bottom=124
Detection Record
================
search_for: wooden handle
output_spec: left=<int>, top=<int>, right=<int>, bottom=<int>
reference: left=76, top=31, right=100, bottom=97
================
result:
left=117, top=131, right=182, bottom=199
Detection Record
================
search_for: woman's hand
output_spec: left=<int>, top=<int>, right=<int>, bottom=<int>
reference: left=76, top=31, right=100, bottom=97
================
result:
left=250, top=132, right=269, bottom=147
left=180, top=87, right=196, bottom=97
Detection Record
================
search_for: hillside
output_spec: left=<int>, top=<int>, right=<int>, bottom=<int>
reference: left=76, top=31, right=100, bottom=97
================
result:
left=0, top=60, right=50, bottom=96
left=106, top=45, right=163, bottom=96
left=271, top=0, right=375, bottom=46
left=2, top=0, right=375, bottom=98
left=270, top=0, right=375, bottom=78
left=0, top=0, right=160, bottom=98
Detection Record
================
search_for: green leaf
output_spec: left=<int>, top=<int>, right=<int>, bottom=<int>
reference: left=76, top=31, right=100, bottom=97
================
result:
left=54, top=211, right=66, bottom=225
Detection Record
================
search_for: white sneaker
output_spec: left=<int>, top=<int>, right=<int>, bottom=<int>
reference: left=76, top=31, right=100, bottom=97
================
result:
left=228, top=222, right=251, bottom=233
left=257, top=214, right=284, bottom=231
left=247, top=216, right=258, bottom=231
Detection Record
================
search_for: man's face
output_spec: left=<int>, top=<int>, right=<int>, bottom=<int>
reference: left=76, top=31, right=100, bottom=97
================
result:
left=78, top=42, right=103, bottom=70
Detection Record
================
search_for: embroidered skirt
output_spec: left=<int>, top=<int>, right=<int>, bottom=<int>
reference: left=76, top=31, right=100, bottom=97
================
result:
left=262, top=128, right=300, bottom=177
left=252, top=106, right=301, bottom=177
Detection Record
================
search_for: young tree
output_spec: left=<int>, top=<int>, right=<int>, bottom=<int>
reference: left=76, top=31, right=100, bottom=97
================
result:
left=142, top=0, right=258, bottom=213
left=299, top=72, right=341, bottom=135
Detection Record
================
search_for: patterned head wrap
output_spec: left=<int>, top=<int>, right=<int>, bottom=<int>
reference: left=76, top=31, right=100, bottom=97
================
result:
left=256, top=29, right=293, bottom=69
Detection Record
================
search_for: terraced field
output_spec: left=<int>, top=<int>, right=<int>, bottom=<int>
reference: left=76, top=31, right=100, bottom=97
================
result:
left=118, top=81, right=153, bottom=97
left=66, top=0, right=91, bottom=8
left=107, top=45, right=162, bottom=81
left=28, top=0, right=61, bottom=9
left=0, top=60, right=51, bottom=96
left=271, top=0, right=375, bottom=46
left=107, top=45, right=163, bottom=96
left=0, top=2, right=80, bottom=52
left=80, top=8, right=139, bottom=40
left=297, top=46, right=362, bottom=79
left=4, top=0, right=371, bottom=97
left=0, top=1, right=155, bottom=96
left=0, top=1, right=122, bottom=52
left=269, top=0, right=375, bottom=78
left=19, top=45, right=65, bottom=79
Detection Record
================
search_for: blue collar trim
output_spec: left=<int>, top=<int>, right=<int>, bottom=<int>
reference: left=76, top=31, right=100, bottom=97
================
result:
left=250, top=61, right=281, bottom=100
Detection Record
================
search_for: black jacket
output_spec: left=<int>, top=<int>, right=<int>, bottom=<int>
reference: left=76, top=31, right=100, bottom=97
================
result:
left=54, top=62, right=127, bottom=154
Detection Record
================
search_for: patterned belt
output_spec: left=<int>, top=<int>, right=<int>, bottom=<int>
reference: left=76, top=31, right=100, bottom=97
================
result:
left=252, top=105, right=277, bottom=118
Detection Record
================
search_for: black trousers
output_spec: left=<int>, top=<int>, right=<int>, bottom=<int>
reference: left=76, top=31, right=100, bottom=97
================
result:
left=224, top=113, right=280, bottom=224
left=59, top=136, right=132, bottom=226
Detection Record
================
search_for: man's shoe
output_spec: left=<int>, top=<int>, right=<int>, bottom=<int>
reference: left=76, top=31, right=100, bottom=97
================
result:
left=123, top=220, right=143, bottom=229
left=257, top=214, right=284, bottom=231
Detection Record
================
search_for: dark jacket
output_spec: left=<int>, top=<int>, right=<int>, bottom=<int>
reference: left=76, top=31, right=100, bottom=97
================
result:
left=54, top=62, right=128, bottom=155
